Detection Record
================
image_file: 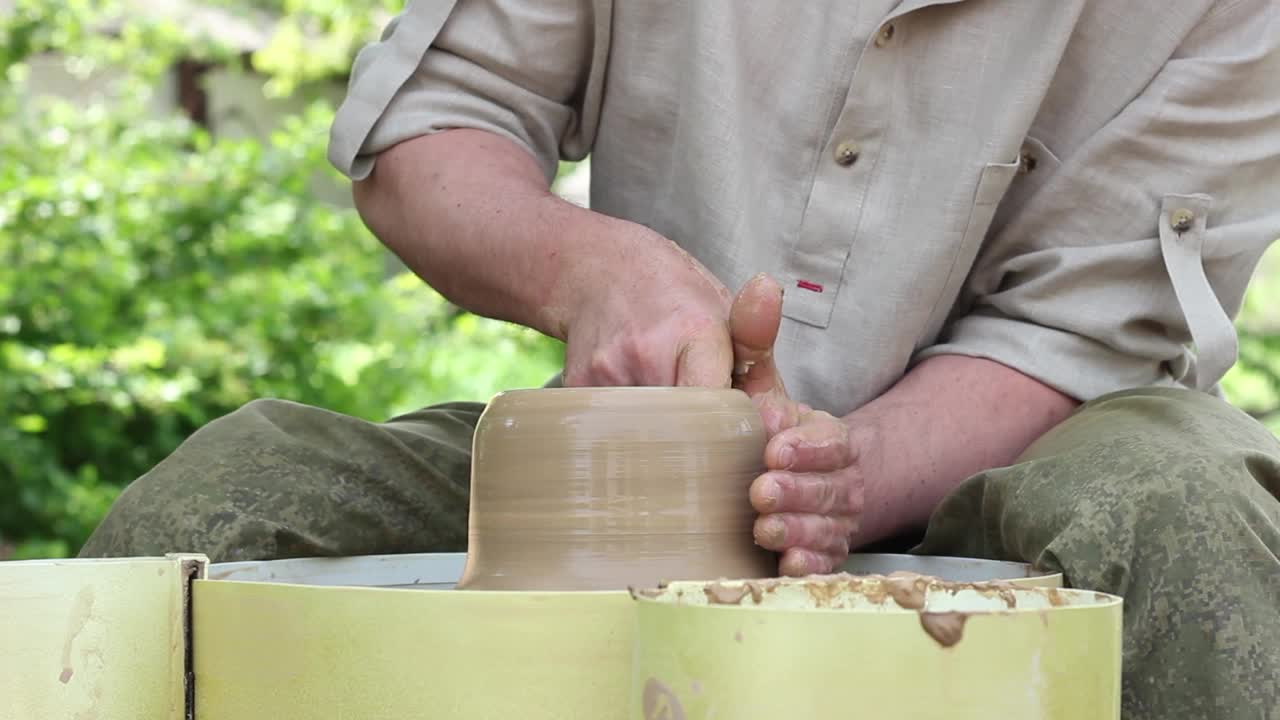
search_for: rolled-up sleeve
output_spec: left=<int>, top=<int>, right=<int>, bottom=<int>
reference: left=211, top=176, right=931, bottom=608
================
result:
left=327, top=0, right=605, bottom=183
left=915, top=2, right=1280, bottom=401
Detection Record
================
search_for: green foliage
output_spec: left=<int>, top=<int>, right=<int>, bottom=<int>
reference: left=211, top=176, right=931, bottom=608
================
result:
left=251, top=0, right=403, bottom=97
left=1222, top=247, right=1280, bottom=433
left=1, top=0, right=235, bottom=80
left=0, top=1, right=564, bottom=558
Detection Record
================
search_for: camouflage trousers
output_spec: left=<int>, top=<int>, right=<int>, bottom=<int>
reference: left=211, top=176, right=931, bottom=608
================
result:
left=80, top=386, right=1280, bottom=719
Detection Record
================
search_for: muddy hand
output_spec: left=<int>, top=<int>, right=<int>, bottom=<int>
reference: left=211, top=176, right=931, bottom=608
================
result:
left=730, top=273, right=865, bottom=576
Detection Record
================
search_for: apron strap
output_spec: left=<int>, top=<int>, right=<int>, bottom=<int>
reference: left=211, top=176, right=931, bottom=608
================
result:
left=1158, top=194, right=1237, bottom=391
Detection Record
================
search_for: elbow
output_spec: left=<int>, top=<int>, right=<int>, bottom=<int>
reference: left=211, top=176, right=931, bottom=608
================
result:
left=351, top=158, right=401, bottom=245
left=349, top=136, right=432, bottom=241
left=351, top=169, right=384, bottom=231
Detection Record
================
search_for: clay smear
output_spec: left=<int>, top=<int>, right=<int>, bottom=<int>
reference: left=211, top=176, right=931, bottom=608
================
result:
left=884, top=572, right=928, bottom=610
left=701, top=580, right=772, bottom=606
left=59, top=586, right=95, bottom=684
left=703, top=583, right=751, bottom=605
left=640, top=571, right=1114, bottom=650
left=642, top=678, right=685, bottom=720
left=918, top=612, right=969, bottom=648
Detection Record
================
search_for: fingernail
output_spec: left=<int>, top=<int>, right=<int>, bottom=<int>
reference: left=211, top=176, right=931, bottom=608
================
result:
left=756, top=518, right=785, bottom=546
left=794, top=553, right=811, bottom=576
left=776, top=445, right=795, bottom=469
left=782, top=550, right=809, bottom=577
left=758, top=477, right=780, bottom=510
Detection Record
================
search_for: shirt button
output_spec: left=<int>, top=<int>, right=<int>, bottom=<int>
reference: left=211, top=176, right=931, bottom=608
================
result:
left=1018, top=145, right=1038, bottom=175
left=1170, top=208, right=1195, bottom=233
left=834, top=141, right=860, bottom=166
left=875, top=22, right=896, bottom=47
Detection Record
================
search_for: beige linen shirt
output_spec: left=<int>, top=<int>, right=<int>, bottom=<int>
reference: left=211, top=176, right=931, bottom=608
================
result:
left=328, top=0, right=1279, bottom=417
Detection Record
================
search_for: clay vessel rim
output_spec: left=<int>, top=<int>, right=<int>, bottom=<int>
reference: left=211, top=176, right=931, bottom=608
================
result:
left=481, top=385, right=759, bottom=417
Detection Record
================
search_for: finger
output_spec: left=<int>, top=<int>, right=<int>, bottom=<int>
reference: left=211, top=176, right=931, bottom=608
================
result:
left=752, top=512, right=856, bottom=553
left=779, top=547, right=846, bottom=577
left=674, top=327, right=733, bottom=389
left=765, top=412, right=854, bottom=472
left=729, top=273, right=785, bottom=397
left=563, top=346, right=623, bottom=387
left=752, top=387, right=805, bottom=436
left=560, top=344, right=590, bottom=387
left=750, top=472, right=861, bottom=515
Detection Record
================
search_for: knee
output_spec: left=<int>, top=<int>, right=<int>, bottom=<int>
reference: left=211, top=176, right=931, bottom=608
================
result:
left=78, top=399, right=302, bottom=560
left=1058, top=431, right=1263, bottom=532
left=1043, top=439, right=1276, bottom=589
left=1024, top=386, right=1279, bottom=503
left=1069, top=386, right=1279, bottom=457
left=1018, top=400, right=1276, bottom=550
left=206, top=397, right=308, bottom=440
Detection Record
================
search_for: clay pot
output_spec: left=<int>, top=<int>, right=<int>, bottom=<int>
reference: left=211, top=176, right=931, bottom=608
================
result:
left=456, top=387, right=774, bottom=591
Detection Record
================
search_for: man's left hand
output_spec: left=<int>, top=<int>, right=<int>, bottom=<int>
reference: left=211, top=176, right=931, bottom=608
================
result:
left=729, top=274, right=866, bottom=576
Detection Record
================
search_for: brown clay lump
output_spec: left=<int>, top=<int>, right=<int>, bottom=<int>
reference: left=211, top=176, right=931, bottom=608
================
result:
left=703, top=583, right=752, bottom=605
left=884, top=573, right=928, bottom=610
left=919, top=612, right=969, bottom=648
left=628, top=586, right=665, bottom=601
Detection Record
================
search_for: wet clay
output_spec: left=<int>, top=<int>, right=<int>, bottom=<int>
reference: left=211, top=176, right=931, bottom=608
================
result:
left=884, top=573, right=928, bottom=610
left=59, top=586, right=94, bottom=684
left=642, top=678, right=686, bottom=720
left=456, top=387, right=775, bottom=591
left=630, top=586, right=665, bottom=601
left=919, top=612, right=969, bottom=648
left=641, top=572, right=1098, bottom=651
left=704, top=583, right=751, bottom=605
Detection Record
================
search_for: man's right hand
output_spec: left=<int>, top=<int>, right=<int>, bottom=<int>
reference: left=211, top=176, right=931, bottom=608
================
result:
left=354, top=130, right=734, bottom=389
left=558, top=222, right=736, bottom=388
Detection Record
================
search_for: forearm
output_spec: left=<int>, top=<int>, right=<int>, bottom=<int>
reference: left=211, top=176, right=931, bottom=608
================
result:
left=353, top=129, right=624, bottom=340
left=847, top=354, right=1079, bottom=547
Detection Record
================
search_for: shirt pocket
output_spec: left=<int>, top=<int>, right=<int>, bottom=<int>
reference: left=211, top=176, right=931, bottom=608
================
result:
left=918, top=157, right=1021, bottom=345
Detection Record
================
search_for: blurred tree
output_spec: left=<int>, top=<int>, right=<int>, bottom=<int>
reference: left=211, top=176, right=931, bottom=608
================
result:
left=0, top=0, right=564, bottom=559
left=1222, top=249, right=1280, bottom=435
left=241, top=0, right=403, bottom=96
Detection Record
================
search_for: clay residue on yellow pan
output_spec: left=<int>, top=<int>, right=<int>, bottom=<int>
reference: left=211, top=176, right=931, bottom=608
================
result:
left=884, top=571, right=929, bottom=610
left=638, top=572, right=1119, bottom=649
left=918, top=611, right=969, bottom=647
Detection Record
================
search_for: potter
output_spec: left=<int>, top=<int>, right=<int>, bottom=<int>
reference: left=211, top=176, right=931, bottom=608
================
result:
left=81, top=3, right=1280, bottom=718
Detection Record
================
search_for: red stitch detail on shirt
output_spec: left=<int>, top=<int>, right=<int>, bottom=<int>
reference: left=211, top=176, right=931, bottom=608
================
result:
left=796, top=280, right=824, bottom=293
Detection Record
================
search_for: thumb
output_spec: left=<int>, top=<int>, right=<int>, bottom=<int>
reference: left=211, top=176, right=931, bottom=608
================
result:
left=730, top=273, right=786, bottom=397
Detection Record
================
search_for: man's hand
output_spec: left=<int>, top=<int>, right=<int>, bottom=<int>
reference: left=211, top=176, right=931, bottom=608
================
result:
left=729, top=274, right=865, bottom=576
left=560, top=225, right=736, bottom=388
left=355, top=130, right=735, bottom=390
